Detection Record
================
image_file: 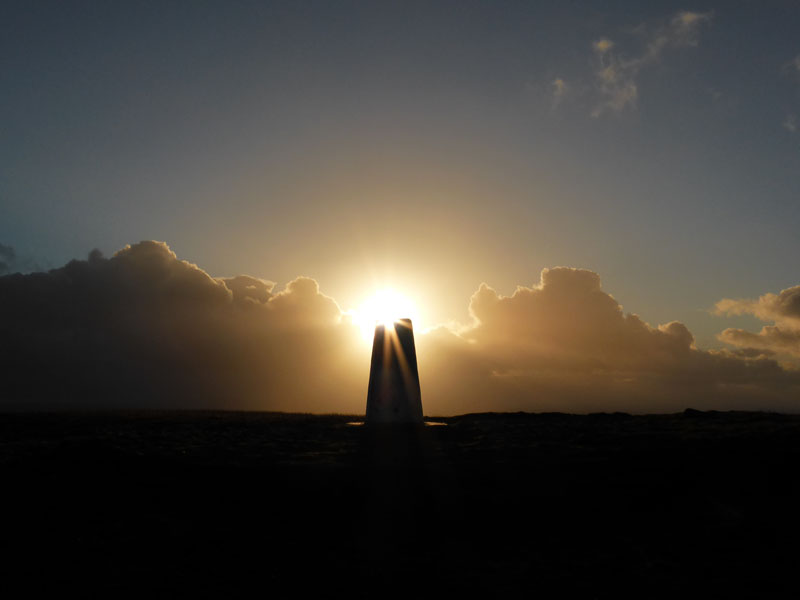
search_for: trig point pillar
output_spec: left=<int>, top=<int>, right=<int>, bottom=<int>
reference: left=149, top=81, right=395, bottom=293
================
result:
left=365, top=318, right=423, bottom=424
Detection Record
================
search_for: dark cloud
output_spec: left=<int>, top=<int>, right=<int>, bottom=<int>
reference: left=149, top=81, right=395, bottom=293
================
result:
left=1, top=243, right=798, bottom=414
left=0, top=243, right=48, bottom=275
left=0, top=243, right=16, bottom=275
left=220, top=275, right=275, bottom=306
left=0, top=241, right=366, bottom=412
left=727, top=347, right=777, bottom=359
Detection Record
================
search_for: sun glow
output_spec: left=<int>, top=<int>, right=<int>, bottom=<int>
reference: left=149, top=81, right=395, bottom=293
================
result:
left=352, top=289, right=420, bottom=341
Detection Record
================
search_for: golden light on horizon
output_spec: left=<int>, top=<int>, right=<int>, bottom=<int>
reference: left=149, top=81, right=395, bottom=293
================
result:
left=352, top=288, right=420, bottom=341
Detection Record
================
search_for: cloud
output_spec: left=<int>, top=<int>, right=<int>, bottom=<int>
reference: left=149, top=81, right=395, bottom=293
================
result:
left=593, top=38, right=614, bottom=54
left=551, top=78, right=568, bottom=108
left=715, top=285, right=800, bottom=358
left=588, top=10, right=712, bottom=117
left=781, top=56, right=800, bottom=132
left=0, top=241, right=366, bottom=412
left=0, top=243, right=15, bottom=275
left=1, top=242, right=798, bottom=414
left=0, top=243, right=48, bottom=274
left=219, top=275, right=275, bottom=306
left=418, top=267, right=796, bottom=413
left=670, top=11, right=712, bottom=41
left=715, top=286, right=800, bottom=324
left=718, top=327, right=800, bottom=358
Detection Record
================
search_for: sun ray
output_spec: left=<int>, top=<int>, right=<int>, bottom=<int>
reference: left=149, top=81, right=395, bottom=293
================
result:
left=352, top=288, right=419, bottom=341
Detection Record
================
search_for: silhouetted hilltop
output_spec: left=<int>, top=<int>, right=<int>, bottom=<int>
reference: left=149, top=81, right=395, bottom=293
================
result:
left=2, top=409, right=799, bottom=598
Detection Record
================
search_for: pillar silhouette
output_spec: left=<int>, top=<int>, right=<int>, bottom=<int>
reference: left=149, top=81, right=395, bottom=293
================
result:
left=365, top=318, right=423, bottom=424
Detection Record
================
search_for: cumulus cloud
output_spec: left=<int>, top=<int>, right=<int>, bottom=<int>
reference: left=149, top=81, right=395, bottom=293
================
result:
left=588, top=10, right=712, bottom=117
left=1, top=242, right=798, bottom=414
left=418, top=268, right=796, bottom=413
left=715, top=285, right=800, bottom=359
left=0, top=241, right=367, bottom=412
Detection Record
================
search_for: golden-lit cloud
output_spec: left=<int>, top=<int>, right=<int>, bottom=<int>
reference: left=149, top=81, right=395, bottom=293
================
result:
left=593, top=38, right=614, bottom=54
left=419, top=267, right=796, bottom=414
left=1, top=242, right=798, bottom=415
left=671, top=11, right=712, bottom=39
left=715, top=285, right=800, bottom=359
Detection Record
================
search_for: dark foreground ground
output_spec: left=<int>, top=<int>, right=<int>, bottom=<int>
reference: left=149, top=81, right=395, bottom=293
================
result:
left=2, top=410, right=800, bottom=598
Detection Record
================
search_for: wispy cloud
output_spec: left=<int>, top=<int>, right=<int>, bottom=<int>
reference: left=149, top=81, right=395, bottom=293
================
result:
left=551, top=77, right=568, bottom=108
left=0, top=243, right=15, bottom=276
left=782, top=56, right=800, bottom=133
left=0, top=242, right=47, bottom=274
left=593, top=38, right=614, bottom=54
left=590, top=10, right=713, bottom=117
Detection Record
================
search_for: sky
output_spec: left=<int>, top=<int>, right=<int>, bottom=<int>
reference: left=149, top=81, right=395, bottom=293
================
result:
left=2, top=1, right=800, bottom=413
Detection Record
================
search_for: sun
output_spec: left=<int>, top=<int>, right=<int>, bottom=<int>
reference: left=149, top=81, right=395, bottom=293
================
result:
left=352, top=289, right=419, bottom=341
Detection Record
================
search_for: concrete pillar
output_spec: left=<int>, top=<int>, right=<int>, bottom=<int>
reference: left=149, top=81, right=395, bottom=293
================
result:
left=365, top=318, right=423, bottom=424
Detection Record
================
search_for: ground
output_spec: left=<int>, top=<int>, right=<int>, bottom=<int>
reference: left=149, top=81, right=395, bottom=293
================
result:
left=2, top=410, right=799, bottom=598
